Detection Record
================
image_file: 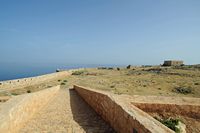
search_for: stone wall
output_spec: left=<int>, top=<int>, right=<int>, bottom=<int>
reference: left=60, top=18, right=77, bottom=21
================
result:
left=133, top=103, right=200, bottom=119
left=0, top=71, right=71, bottom=90
left=74, top=85, right=174, bottom=133
left=0, top=85, right=60, bottom=133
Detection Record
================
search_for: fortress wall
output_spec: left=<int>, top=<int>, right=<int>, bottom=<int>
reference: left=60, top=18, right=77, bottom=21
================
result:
left=74, top=85, right=174, bottom=133
left=132, top=103, right=200, bottom=119
left=0, top=71, right=71, bottom=90
left=0, top=85, right=60, bottom=133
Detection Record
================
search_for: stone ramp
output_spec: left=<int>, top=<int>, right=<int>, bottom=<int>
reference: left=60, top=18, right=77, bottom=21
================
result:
left=19, top=88, right=115, bottom=133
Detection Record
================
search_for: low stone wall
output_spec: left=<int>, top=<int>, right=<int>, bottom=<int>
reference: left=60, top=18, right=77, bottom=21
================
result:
left=0, top=71, right=71, bottom=90
left=132, top=103, right=200, bottom=119
left=0, top=85, right=60, bottom=133
left=74, top=85, right=174, bottom=133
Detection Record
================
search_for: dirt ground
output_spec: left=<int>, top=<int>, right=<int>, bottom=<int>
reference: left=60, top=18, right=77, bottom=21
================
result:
left=62, top=66, right=200, bottom=98
left=1, top=65, right=200, bottom=98
left=1, top=65, right=200, bottom=132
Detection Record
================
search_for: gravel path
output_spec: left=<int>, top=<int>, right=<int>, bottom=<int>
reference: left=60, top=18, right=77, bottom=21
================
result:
left=19, top=88, right=115, bottom=133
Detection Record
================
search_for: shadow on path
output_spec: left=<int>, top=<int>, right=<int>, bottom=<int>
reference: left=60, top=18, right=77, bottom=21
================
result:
left=69, top=89, right=116, bottom=133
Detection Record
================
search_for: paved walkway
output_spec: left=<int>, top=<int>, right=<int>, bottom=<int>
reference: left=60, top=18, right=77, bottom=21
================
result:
left=20, top=88, right=115, bottom=133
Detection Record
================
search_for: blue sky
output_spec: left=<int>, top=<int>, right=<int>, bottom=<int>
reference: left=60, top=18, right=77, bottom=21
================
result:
left=0, top=0, right=200, bottom=66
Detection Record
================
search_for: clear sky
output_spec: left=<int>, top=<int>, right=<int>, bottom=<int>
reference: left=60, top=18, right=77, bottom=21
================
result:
left=0, top=0, right=200, bottom=67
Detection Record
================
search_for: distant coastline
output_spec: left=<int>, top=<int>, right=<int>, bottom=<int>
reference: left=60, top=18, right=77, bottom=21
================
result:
left=0, top=64, right=124, bottom=81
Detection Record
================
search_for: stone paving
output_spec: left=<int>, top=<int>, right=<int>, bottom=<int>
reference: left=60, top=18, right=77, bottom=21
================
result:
left=20, top=88, right=115, bottom=133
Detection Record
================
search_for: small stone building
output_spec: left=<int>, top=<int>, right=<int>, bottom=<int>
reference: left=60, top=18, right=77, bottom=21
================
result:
left=163, top=60, right=184, bottom=66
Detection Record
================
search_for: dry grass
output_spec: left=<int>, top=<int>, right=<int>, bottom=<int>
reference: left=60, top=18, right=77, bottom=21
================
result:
left=1, top=65, right=200, bottom=98
left=61, top=66, right=200, bottom=98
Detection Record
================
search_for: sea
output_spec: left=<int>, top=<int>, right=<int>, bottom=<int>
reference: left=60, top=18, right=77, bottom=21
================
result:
left=0, top=64, right=122, bottom=81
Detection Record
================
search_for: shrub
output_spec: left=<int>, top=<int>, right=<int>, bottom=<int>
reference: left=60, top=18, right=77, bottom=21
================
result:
left=0, top=82, right=2, bottom=85
left=63, top=80, right=68, bottom=82
left=194, top=83, right=199, bottom=85
left=11, top=92, right=18, bottom=96
left=117, top=68, right=120, bottom=71
left=108, top=67, right=113, bottom=70
left=97, top=67, right=107, bottom=69
left=58, top=80, right=61, bottom=82
left=127, top=65, right=131, bottom=69
left=110, top=85, right=115, bottom=88
left=155, top=117, right=180, bottom=133
left=173, top=87, right=192, bottom=94
left=72, top=70, right=85, bottom=75
left=60, top=82, right=66, bottom=85
left=27, top=90, right=31, bottom=93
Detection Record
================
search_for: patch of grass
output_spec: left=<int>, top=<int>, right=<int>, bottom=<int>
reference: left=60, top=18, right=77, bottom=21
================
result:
left=27, top=90, right=31, bottom=93
left=155, top=117, right=180, bottom=133
left=173, top=87, right=192, bottom=95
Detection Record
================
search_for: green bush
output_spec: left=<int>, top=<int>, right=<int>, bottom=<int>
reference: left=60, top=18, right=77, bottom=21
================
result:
left=155, top=117, right=180, bottom=133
